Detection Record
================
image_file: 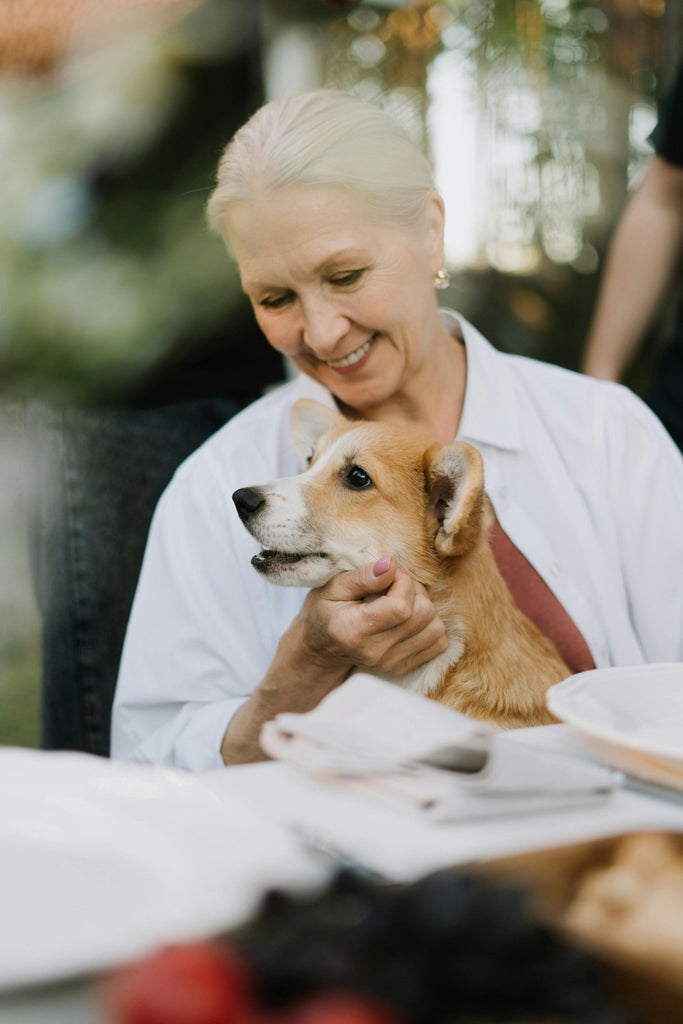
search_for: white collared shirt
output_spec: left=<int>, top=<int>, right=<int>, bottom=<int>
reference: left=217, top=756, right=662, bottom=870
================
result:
left=111, top=312, right=683, bottom=770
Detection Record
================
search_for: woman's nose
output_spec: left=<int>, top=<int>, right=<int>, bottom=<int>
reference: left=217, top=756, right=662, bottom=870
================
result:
left=301, top=298, right=349, bottom=355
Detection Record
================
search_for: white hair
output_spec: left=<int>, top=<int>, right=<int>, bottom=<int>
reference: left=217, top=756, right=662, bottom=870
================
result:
left=206, top=89, right=437, bottom=237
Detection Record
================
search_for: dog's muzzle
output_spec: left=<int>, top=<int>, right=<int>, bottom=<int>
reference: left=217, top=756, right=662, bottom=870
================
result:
left=232, top=487, right=265, bottom=524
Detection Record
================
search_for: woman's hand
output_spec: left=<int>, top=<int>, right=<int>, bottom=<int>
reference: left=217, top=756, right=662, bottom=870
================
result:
left=220, top=556, right=447, bottom=764
left=296, top=555, right=448, bottom=678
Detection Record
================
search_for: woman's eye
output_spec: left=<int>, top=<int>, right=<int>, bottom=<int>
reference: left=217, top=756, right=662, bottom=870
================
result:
left=346, top=465, right=373, bottom=489
left=330, top=269, right=364, bottom=287
left=260, top=293, right=293, bottom=310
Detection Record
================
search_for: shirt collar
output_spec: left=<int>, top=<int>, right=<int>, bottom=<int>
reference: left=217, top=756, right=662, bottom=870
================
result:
left=292, top=308, right=523, bottom=452
left=440, top=308, right=523, bottom=452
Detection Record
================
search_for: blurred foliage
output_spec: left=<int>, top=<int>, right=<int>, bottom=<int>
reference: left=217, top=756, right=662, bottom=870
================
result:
left=0, top=401, right=40, bottom=749
left=0, top=0, right=677, bottom=403
left=264, top=0, right=677, bottom=384
left=0, top=636, right=40, bottom=748
left=0, top=0, right=287, bottom=751
left=0, top=0, right=283, bottom=407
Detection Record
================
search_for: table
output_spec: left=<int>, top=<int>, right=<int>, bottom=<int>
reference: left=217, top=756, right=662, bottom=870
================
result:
left=2, top=725, right=683, bottom=1023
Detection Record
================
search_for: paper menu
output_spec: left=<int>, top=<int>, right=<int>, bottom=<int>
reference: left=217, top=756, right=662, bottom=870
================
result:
left=260, top=674, right=619, bottom=822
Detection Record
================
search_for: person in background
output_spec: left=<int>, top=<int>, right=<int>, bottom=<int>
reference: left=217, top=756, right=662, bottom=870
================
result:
left=111, top=89, right=683, bottom=771
left=581, top=57, right=683, bottom=452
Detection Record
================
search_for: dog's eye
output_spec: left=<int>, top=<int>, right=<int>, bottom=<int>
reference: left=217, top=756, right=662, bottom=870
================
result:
left=346, top=465, right=373, bottom=490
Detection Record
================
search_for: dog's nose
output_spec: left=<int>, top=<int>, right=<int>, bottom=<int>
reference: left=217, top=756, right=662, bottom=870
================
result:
left=232, top=487, right=265, bottom=523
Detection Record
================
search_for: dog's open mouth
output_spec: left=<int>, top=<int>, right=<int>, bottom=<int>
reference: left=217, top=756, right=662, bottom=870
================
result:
left=251, top=549, right=327, bottom=571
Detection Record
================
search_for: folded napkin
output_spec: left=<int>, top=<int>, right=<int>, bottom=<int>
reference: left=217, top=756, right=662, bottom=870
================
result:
left=260, top=675, right=620, bottom=822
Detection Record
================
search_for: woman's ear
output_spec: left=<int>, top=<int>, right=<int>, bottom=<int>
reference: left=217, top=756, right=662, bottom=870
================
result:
left=425, top=191, right=446, bottom=274
left=289, top=399, right=345, bottom=469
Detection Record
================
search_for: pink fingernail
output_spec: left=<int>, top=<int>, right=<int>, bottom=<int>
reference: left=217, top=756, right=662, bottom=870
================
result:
left=373, top=555, right=392, bottom=576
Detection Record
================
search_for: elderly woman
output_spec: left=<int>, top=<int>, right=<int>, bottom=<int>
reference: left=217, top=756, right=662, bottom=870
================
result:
left=111, top=90, right=683, bottom=770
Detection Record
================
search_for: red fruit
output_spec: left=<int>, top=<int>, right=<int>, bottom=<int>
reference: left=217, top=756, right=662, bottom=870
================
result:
left=100, top=941, right=255, bottom=1024
left=285, top=992, right=403, bottom=1024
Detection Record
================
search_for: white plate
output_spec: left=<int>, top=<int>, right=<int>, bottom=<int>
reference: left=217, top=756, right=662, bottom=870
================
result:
left=0, top=749, right=328, bottom=991
left=546, top=663, right=683, bottom=789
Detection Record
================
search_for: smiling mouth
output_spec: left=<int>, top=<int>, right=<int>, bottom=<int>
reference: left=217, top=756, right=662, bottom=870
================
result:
left=324, top=335, right=376, bottom=369
left=251, top=549, right=328, bottom=571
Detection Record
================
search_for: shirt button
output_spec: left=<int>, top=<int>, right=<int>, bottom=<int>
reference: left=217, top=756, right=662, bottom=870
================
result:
left=550, top=564, right=560, bottom=576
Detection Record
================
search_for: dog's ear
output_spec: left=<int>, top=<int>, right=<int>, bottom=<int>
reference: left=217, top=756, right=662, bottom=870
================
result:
left=289, top=399, right=346, bottom=470
left=425, top=441, right=485, bottom=556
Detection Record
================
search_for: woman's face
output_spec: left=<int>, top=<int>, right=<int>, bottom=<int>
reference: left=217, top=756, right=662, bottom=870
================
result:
left=223, top=185, right=448, bottom=416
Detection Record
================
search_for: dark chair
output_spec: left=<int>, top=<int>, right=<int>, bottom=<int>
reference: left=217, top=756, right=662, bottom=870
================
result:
left=27, top=398, right=241, bottom=757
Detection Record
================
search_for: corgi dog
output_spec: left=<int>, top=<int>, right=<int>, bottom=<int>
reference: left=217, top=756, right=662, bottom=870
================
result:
left=232, top=398, right=567, bottom=727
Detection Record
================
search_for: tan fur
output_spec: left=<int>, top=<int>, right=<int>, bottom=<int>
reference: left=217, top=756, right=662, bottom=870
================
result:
left=233, top=399, right=569, bottom=728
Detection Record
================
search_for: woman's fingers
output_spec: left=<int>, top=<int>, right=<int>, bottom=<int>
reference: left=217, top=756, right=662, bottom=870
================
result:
left=302, top=560, right=447, bottom=674
left=358, top=580, right=449, bottom=675
left=364, top=569, right=434, bottom=633
left=371, top=616, right=450, bottom=675
left=321, top=554, right=398, bottom=602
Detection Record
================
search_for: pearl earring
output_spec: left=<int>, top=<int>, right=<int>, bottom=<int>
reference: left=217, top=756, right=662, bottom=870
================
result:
left=432, top=267, right=450, bottom=289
